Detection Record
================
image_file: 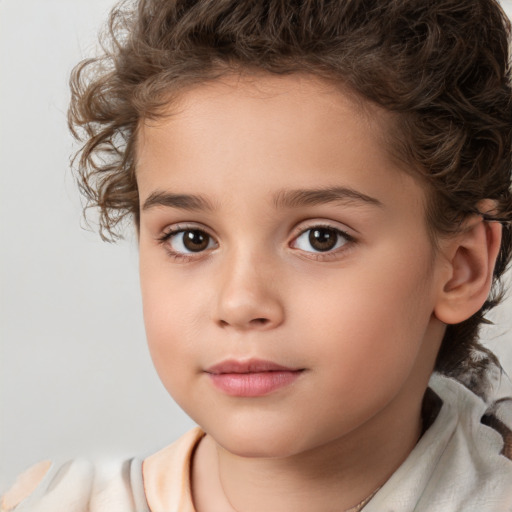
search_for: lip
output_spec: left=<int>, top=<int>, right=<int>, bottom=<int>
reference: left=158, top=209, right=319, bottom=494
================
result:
left=206, top=359, right=301, bottom=374
left=205, top=359, right=304, bottom=397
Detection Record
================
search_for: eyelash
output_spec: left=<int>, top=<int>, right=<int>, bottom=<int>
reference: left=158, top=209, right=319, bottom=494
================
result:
left=290, top=224, right=356, bottom=261
left=157, top=223, right=356, bottom=262
left=157, top=224, right=217, bottom=262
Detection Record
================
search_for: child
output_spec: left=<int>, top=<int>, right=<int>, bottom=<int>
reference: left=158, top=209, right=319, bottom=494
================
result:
left=2, top=0, right=512, bottom=510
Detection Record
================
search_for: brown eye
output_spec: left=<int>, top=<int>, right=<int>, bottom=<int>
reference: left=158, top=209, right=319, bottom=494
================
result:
left=292, top=226, right=351, bottom=253
left=165, top=228, right=216, bottom=254
left=308, top=228, right=339, bottom=252
left=182, top=230, right=210, bottom=252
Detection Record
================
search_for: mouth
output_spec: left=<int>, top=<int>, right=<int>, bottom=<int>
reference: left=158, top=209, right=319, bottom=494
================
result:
left=205, top=358, right=305, bottom=397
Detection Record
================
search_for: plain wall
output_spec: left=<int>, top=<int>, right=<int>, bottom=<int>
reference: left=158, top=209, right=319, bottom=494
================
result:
left=0, top=0, right=196, bottom=490
left=1, top=0, right=512, bottom=491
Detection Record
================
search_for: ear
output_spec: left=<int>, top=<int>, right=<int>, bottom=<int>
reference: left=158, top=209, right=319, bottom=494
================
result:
left=434, top=219, right=502, bottom=325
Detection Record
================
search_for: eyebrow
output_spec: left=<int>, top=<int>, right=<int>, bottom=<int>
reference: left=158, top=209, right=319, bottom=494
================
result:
left=142, top=186, right=383, bottom=212
left=272, top=187, right=383, bottom=209
left=142, top=191, right=216, bottom=212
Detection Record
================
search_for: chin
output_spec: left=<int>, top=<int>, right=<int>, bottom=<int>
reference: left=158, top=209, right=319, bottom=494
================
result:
left=201, top=418, right=316, bottom=459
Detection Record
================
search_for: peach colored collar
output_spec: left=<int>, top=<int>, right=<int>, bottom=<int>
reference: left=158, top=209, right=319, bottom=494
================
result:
left=143, top=427, right=205, bottom=512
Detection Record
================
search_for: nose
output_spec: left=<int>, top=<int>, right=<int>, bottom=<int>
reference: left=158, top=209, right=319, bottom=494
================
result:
left=213, top=251, right=285, bottom=331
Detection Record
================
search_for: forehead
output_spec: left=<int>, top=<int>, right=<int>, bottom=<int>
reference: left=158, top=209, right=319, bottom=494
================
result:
left=135, top=73, right=423, bottom=215
left=137, top=73, right=385, bottom=145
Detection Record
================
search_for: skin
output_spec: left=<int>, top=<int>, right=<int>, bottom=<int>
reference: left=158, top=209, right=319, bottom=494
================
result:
left=136, top=74, right=483, bottom=511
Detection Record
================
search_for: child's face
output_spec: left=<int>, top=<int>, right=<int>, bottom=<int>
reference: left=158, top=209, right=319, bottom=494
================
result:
left=136, top=74, right=447, bottom=458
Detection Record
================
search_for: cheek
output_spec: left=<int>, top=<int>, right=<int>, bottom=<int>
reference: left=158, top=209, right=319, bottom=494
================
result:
left=294, top=252, right=436, bottom=383
left=287, top=278, right=435, bottom=435
left=139, top=259, right=205, bottom=388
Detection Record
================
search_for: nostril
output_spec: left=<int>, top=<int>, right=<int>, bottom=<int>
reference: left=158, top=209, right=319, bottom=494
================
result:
left=251, top=318, right=269, bottom=325
left=218, top=317, right=271, bottom=328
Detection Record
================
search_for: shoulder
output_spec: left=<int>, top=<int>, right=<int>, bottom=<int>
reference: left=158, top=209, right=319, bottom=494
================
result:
left=0, top=429, right=204, bottom=512
left=1, top=459, right=94, bottom=512
left=1, top=461, right=53, bottom=511
left=1, top=457, right=149, bottom=512
left=431, top=369, right=512, bottom=460
left=365, top=373, right=512, bottom=512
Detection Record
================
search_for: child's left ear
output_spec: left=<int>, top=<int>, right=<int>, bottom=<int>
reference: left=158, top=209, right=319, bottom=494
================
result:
left=434, top=215, right=502, bottom=325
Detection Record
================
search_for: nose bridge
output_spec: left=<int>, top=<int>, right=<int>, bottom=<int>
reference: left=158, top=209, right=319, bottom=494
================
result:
left=214, top=243, right=284, bottom=330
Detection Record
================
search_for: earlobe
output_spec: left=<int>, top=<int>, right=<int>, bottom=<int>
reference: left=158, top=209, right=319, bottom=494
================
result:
left=434, top=219, right=502, bottom=325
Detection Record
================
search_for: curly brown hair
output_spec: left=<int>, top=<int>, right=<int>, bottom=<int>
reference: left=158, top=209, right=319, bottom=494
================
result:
left=69, top=0, right=512, bottom=379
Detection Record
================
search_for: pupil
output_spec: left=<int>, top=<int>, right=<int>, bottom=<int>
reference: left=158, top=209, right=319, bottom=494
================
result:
left=183, top=230, right=209, bottom=251
left=309, top=228, right=337, bottom=252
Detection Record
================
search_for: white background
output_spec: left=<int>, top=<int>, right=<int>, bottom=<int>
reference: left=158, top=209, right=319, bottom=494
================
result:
left=1, top=0, right=512, bottom=491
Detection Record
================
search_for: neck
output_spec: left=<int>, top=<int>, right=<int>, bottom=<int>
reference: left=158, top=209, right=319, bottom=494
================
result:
left=192, top=388, right=425, bottom=512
